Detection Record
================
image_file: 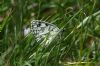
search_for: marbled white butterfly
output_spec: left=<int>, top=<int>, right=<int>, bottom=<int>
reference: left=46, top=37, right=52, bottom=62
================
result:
left=31, top=20, right=60, bottom=44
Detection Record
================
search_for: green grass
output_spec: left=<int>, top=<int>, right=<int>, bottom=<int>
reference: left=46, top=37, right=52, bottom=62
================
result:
left=0, top=0, right=100, bottom=66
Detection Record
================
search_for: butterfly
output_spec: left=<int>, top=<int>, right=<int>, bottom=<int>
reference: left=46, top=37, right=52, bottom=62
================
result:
left=31, top=20, right=60, bottom=44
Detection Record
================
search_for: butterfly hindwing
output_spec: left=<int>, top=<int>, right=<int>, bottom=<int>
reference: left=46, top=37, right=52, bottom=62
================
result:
left=31, top=20, right=60, bottom=42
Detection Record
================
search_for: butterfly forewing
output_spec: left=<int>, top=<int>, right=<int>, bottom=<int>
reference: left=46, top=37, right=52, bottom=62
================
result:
left=31, top=20, right=60, bottom=43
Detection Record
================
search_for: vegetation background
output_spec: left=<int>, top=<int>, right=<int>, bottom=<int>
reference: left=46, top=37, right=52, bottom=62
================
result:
left=0, top=0, right=100, bottom=66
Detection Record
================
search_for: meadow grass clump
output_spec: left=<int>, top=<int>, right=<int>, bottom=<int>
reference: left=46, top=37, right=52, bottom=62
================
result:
left=0, top=0, right=100, bottom=66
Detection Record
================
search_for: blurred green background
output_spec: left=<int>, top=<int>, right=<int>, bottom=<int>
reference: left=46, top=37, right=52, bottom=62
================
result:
left=0, top=0, right=100, bottom=66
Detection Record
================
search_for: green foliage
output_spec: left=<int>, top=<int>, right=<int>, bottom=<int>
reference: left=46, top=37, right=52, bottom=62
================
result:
left=0, top=0, right=100, bottom=66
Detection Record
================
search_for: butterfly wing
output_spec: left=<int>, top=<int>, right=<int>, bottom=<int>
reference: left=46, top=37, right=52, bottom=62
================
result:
left=31, top=20, right=60, bottom=42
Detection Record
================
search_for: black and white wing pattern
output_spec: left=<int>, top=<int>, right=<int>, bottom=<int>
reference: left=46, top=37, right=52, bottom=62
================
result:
left=31, top=20, right=60, bottom=43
